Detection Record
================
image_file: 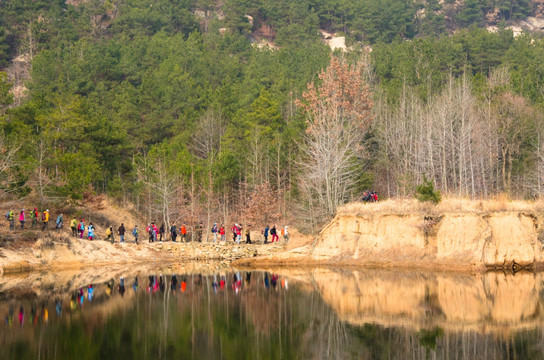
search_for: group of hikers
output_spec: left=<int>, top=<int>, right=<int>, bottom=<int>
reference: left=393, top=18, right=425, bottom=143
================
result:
left=362, top=191, right=379, bottom=203
left=140, top=221, right=289, bottom=245
left=4, top=208, right=63, bottom=231
left=4, top=208, right=289, bottom=245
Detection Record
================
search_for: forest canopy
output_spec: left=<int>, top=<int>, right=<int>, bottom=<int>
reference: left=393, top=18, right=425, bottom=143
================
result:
left=1, top=0, right=544, bottom=229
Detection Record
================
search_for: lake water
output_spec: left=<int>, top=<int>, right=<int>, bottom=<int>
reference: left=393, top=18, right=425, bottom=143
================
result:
left=0, top=265, right=543, bottom=359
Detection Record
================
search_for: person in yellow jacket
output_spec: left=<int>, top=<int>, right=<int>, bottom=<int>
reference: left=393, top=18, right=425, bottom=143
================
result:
left=41, top=209, right=49, bottom=231
left=70, top=218, right=78, bottom=237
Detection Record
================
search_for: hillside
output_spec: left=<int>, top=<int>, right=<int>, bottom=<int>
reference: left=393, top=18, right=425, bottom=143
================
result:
left=2, top=1, right=544, bottom=232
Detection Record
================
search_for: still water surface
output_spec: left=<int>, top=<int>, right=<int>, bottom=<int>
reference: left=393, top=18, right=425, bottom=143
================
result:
left=0, top=266, right=543, bottom=359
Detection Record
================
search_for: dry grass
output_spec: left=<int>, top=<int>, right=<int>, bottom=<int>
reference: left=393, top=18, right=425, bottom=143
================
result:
left=338, top=195, right=544, bottom=216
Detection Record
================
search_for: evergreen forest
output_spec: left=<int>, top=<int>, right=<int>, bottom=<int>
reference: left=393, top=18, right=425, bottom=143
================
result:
left=2, top=0, right=544, bottom=229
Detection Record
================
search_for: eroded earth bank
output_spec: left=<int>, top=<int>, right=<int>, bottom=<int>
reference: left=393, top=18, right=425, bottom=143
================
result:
left=237, top=199, right=544, bottom=271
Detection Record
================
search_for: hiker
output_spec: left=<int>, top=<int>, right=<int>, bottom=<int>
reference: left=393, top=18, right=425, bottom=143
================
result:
left=372, top=191, right=378, bottom=202
left=78, top=220, right=85, bottom=238
left=245, top=225, right=252, bottom=244
left=87, top=222, right=95, bottom=240
left=133, top=225, right=139, bottom=244
left=180, top=224, right=187, bottom=242
left=106, top=226, right=113, bottom=242
left=19, top=209, right=25, bottom=229
left=41, top=210, right=49, bottom=231
left=30, top=208, right=39, bottom=229
left=146, top=224, right=153, bottom=242
left=211, top=223, right=218, bottom=242
left=170, top=223, right=177, bottom=242
left=70, top=218, right=78, bottom=237
left=236, top=224, right=242, bottom=244
left=263, top=225, right=269, bottom=244
left=283, top=226, right=289, bottom=242
left=196, top=222, right=203, bottom=242
left=159, top=223, right=165, bottom=242
left=219, top=224, right=225, bottom=241
left=5, top=210, right=14, bottom=230
left=362, top=191, right=371, bottom=203
left=151, top=222, right=158, bottom=242
left=231, top=224, right=238, bottom=242
left=271, top=225, right=278, bottom=242
left=55, top=213, right=63, bottom=231
left=118, top=223, right=126, bottom=243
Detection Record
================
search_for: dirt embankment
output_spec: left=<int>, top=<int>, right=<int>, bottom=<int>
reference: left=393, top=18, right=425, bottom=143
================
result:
left=0, top=198, right=295, bottom=274
left=236, top=198, right=544, bottom=271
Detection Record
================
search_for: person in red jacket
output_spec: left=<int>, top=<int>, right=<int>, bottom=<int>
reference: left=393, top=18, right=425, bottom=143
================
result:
left=219, top=224, right=226, bottom=241
left=180, top=224, right=187, bottom=242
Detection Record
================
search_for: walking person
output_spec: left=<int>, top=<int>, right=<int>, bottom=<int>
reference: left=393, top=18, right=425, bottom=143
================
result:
left=55, top=213, right=63, bottom=231
left=118, top=223, right=126, bottom=243
left=151, top=222, right=158, bottom=242
left=219, top=224, right=225, bottom=241
left=133, top=225, right=139, bottom=244
left=146, top=224, right=153, bottom=242
left=231, top=224, right=238, bottom=242
left=19, top=209, right=25, bottom=229
left=263, top=225, right=269, bottom=244
left=196, top=222, right=203, bottom=242
left=70, top=217, right=78, bottom=237
left=283, top=226, right=289, bottom=242
left=211, top=223, right=218, bottom=242
left=78, top=220, right=85, bottom=238
left=180, top=224, right=187, bottom=242
left=30, top=208, right=39, bottom=229
left=245, top=225, right=252, bottom=244
left=87, top=222, right=95, bottom=240
left=159, top=223, right=165, bottom=242
left=41, top=210, right=50, bottom=231
left=5, top=210, right=14, bottom=230
left=170, top=223, right=177, bottom=242
left=271, top=225, right=278, bottom=242
left=236, top=224, right=242, bottom=244
left=106, top=226, right=114, bottom=242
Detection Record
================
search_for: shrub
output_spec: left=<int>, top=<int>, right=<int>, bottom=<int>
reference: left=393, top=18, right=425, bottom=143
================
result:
left=416, top=176, right=441, bottom=204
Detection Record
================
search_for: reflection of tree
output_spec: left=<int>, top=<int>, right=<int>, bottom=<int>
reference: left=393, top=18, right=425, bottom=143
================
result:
left=2, top=272, right=544, bottom=360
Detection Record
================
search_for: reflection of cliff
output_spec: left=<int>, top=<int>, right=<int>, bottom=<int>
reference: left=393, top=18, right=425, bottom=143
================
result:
left=310, top=269, right=544, bottom=334
left=312, top=212, right=544, bottom=269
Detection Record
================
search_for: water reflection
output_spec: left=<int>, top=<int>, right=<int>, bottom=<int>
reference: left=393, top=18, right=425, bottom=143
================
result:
left=0, top=267, right=543, bottom=359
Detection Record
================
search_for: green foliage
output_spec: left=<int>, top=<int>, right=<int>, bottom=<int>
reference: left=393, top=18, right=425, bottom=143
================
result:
left=418, top=327, right=444, bottom=350
left=416, top=176, right=442, bottom=204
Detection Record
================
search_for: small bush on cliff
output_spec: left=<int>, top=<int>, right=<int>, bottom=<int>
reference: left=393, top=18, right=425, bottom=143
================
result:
left=416, top=176, right=441, bottom=204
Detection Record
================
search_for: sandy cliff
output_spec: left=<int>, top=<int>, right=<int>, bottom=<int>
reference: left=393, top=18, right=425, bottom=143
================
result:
left=237, top=199, right=544, bottom=271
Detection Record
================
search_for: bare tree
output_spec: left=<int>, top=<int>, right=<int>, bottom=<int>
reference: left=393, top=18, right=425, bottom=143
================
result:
left=0, top=134, right=22, bottom=202
left=298, top=57, right=373, bottom=222
left=192, top=109, right=224, bottom=240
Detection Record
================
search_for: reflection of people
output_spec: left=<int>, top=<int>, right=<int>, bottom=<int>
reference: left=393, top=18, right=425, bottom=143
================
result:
left=159, top=275, right=165, bottom=292
left=5, top=306, right=12, bottom=326
left=181, top=278, right=187, bottom=292
left=271, top=275, right=278, bottom=289
left=264, top=273, right=269, bottom=289
left=171, top=275, right=178, bottom=292
left=71, top=293, right=77, bottom=310
left=87, top=285, right=94, bottom=301
left=245, top=272, right=251, bottom=287
left=55, top=299, right=62, bottom=315
left=106, top=279, right=114, bottom=296
left=18, top=306, right=24, bottom=326
left=118, top=277, right=126, bottom=297
left=133, top=277, right=139, bottom=292
left=213, top=275, right=218, bottom=294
